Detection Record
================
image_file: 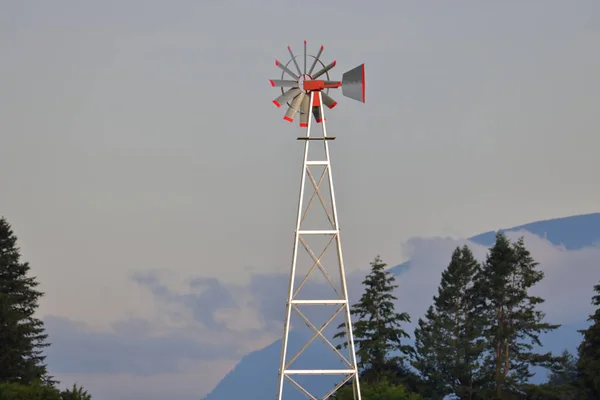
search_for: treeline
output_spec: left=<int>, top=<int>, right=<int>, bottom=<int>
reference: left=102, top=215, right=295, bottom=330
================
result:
left=0, top=217, right=92, bottom=399
left=333, top=233, right=600, bottom=400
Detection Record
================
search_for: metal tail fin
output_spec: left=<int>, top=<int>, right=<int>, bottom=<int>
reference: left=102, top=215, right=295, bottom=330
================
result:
left=341, top=64, right=365, bottom=103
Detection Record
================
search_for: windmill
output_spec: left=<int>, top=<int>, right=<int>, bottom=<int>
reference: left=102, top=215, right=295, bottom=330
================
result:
left=270, top=41, right=365, bottom=400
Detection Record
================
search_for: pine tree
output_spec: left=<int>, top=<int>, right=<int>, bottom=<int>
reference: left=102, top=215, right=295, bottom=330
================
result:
left=519, top=349, right=580, bottom=399
left=412, top=245, right=484, bottom=399
left=411, top=306, right=448, bottom=399
left=470, top=233, right=560, bottom=398
left=0, top=217, right=52, bottom=384
left=547, top=350, right=577, bottom=387
left=334, top=377, right=423, bottom=400
left=61, top=383, right=92, bottom=400
left=576, top=281, right=600, bottom=397
left=334, top=255, right=412, bottom=384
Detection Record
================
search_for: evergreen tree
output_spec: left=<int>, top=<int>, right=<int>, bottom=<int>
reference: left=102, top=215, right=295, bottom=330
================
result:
left=412, top=245, right=485, bottom=399
left=61, top=383, right=92, bottom=400
left=518, top=349, right=581, bottom=400
left=576, top=281, right=600, bottom=397
left=0, top=217, right=52, bottom=384
left=334, top=378, right=423, bottom=400
left=470, top=233, right=560, bottom=398
left=411, top=306, right=448, bottom=399
left=334, top=256, right=412, bottom=384
left=547, top=350, right=577, bottom=387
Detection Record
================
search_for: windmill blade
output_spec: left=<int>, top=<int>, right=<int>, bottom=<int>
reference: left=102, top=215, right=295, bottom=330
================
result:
left=276, top=59, right=299, bottom=80
left=284, top=92, right=305, bottom=123
left=270, top=79, right=298, bottom=88
left=273, top=88, right=301, bottom=108
left=312, top=106, right=323, bottom=123
left=308, top=45, right=324, bottom=75
left=303, top=40, right=307, bottom=75
left=321, top=92, right=337, bottom=109
left=287, top=46, right=302, bottom=76
left=299, top=94, right=310, bottom=128
left=312, top=61, right=336, bottom=80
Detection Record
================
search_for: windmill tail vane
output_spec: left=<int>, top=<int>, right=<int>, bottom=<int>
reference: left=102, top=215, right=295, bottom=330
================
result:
left=270, top=41, right=365, bottom=127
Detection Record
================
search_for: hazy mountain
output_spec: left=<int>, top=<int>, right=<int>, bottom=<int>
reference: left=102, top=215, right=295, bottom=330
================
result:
left=468, top=212, right=600, bottom=250
left=202, top=331, right=347, bottom=400
left=203, top=213, right=600, bottom=400
left=389, top=212, right=600, bottom=275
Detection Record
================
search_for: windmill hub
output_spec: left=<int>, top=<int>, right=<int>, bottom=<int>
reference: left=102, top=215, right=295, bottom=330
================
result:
left=297, top=74, right=312, bottom=91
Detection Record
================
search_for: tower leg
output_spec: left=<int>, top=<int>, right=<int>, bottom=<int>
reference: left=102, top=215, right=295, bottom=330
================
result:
left=276, top=92, right=361, bottom=400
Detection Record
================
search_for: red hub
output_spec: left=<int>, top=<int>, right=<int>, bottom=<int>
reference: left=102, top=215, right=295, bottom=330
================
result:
left=297, top=74, right=312, bottom=92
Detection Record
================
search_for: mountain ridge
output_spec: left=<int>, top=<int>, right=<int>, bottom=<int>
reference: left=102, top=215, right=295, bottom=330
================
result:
left=390, top=212, right=600, bottom=275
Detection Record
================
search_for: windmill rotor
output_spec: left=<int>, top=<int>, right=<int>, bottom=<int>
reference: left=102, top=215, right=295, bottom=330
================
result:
left=276, top=54, right=332, bottom=109
left=270, top=41, right=365, bottom=127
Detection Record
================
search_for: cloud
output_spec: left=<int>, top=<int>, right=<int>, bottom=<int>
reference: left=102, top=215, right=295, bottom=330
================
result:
left=131, top=272, right=235, bottom=331
left=129, top=271, right=279, bottom=352
left=44, top=230, right=600, bottom=399
left=246, top=269, right=368, bottom=333
left=43, top=315, right=235, bottom=376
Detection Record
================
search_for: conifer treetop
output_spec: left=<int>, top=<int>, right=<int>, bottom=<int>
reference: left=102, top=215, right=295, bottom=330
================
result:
left=0, top=216, right=53, bottom=385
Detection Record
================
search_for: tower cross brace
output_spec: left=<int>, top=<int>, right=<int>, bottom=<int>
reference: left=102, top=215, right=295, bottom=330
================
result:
left=276, top=91, right=362, bottom=400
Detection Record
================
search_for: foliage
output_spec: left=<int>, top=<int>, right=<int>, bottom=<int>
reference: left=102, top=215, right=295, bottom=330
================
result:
left=0, top=382, right=92, bottom=400
left=519, top=382, right=582, bottom=400
left=576, top=281, right=600, bottom=398
left=412, top=245, right=485, bottom=399
left=411, top=311, right=447, bottom=398
left=334, top=256, right=412, bottom=384
left=0, top=218, right=52, bottom=385
left=517, top=350, right=581, bottom=399
left=59, top=384, right=91, bottom=400
left=0, top=382, right=61, bottom=400
left=469, top=233, right=561, bottom=398
left=547, top=350, right=578, bottom=387
left=333, top=378, right=423, bottom=400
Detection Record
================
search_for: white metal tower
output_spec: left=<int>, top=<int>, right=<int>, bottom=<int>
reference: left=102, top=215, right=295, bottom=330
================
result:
left=270, top=42, right=366, bottom=400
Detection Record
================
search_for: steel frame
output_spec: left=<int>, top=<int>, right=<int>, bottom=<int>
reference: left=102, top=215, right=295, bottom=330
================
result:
left=276, top=91, right=361, bottom=400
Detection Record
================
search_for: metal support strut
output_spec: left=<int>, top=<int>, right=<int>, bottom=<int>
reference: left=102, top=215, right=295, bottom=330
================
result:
left=276, top=91, right=361, bottom=400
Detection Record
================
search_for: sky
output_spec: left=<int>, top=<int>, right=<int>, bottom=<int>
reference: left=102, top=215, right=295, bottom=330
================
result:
left=0, top=0, right=599, bottom=399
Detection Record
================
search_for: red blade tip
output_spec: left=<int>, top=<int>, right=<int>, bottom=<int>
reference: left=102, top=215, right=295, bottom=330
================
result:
left=269, top=79, right=275, bottom=87
left=275, top=59, right=279, bottom=66
left=320, top=45, right=324, bottom=50
left=287, top=46, right=291, bottom=51
left=273, top=100, right=281, bottom=108
left=300, top=123, right=308, bottom=127
left=330, top=102, right=338, bottom=109
left=332, top=60, right=336, bottom=67
left=284, top=116, right=293, bottom=123
left=304, top=40, right=306, bottom=45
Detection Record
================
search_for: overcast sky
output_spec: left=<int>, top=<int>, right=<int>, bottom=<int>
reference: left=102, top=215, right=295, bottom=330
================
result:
left=1, top=1, right=599, bottom=399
